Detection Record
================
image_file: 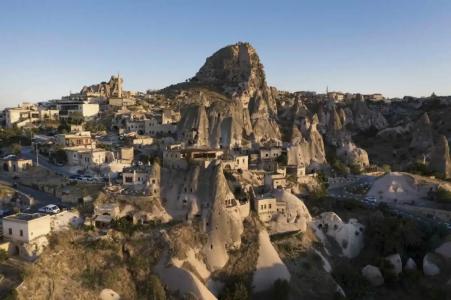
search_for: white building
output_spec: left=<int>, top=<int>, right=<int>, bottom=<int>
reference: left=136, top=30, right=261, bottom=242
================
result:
left=3, top=213, right=51, bottom=244
left=1, top=155, right=33, bottom=173
left=222, top=155, right=249, bottom=171
left=56, top=100, right=99, bottom=120
left=253, top=195, right=277, bottom=222
left=260, top=147, right=282, bottom=160
left=4, top=106, right=59, bottom=128
left=66, top=148, right=108, bottom=168
left=264, top=173, right=287, bottom=191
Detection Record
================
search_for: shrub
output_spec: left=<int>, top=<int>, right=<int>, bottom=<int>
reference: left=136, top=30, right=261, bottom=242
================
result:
left=0, top=249, right=8, bottom=262
left=332, top=261, right=369, bottom=300
left=436, top=187, right=451, bottom=203
left=219, top=281, right=249, bottom=300
left=271, top=279, right=289, bottom=300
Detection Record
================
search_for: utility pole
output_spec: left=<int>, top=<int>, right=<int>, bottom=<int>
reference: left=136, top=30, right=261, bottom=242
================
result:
left=35, top=143, right=39, bottom=167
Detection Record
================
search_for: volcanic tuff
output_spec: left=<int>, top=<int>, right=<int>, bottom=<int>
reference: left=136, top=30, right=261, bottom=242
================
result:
left=176, top=42, right=281, bottom=147
left=350, top=94, right=388, bottom=132
left=410, top=112, right=434, bottom=152
left=430, top=135, right=451, bottom=179
left=287, top=114, right=327, bottom=170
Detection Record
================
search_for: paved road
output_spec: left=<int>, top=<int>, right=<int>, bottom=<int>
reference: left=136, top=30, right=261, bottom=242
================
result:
left=21, top=146, right=72, bottom=177
left=0, top=175, right=60, bottom=209
left=326, top=175, right=450, bottom=231
left=327, top=175, right=376, bottom=200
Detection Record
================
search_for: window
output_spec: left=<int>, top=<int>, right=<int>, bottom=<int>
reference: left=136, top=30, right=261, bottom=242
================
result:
left=269, top=204, right=272, bottom=209
left=20, top=230, right=23, bottom=237
left=8, top=228, right=12, bottom=235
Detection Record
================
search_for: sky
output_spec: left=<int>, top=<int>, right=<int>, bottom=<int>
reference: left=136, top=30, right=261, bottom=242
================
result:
left=1, top=0, right=451, bottom=109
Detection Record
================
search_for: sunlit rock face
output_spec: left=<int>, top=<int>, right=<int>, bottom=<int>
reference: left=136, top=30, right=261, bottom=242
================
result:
left=429, top=135, right=451, bottom=179
left=287, top=114, right=327, bottom=171
left=192, top=42, right=281, bottom=145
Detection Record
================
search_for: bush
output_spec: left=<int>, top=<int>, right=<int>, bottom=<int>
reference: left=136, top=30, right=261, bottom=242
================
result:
left=0, top=249, right=8, bottom=262
left=144, top=275, right=167, bottom=300
left=382, top=164, right=391, bottom=173
left=436, top=187, right=451, bottom=203
left=271, top=279, right=289, bottom=300
left=219, top=281, right=249, bottom=300
left=332, top=261, right=369, bottom=300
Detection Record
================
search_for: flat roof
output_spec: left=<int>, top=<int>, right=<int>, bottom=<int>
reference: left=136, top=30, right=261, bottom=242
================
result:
left=4, top=213, right=47, bottom=222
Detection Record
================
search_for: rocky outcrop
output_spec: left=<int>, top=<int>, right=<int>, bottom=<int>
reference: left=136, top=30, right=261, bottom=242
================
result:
left=325, top=107, right=346, bottom=146
left=405, top=258, right=417, bottom=271
left=192, top=42, right=281, bottom=144
left=269, top=190, right=312, bottom=234
left=336, top=142, right=370, bottom=169
left=99, top=289, right=120, bottom=300
left=194, top=42, right=276, bottom=115
left=410, top=113, right=434, bottom=152
left=423, top=253, right=441, bottom=276
left=362, top=265, right=384, bottom=286
left=351, top=95, right=387, bottom=132
left=377, top=124, right=412, bottom=141
left=429, top=135, right=451, bottom=179
left=311, top=212, right=364, bottom=258
left=385, top=253, right=402, bottom=276
left=435, top=241, right=451, bottom=259
left=287, top=114, right=327, bottom=171
left=201, top=161, right=244, bottom=271
left=252, top=230, right=291, bottom=292
left=81, top=75, right=123, bottom=98
left=178, top=104, right=210, bottom=147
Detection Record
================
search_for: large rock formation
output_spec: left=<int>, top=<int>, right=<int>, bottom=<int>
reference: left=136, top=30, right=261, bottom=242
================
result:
left=325, top=106, right=346, bottom=146
left=269, top=190, right=312, bottom=234
left=201, top=161, right=244, bottom=271
left=410, top=113, right=434, bottom=152
left=81, top=75, right=123, bottom=98
left=177, top=104, right=210, bottom=147
left=362, top=265, right=384, bottom=286
left=192, top=42, right=281, bottom=145
left=429, top=135, right=451, bottom=179
left=423, top=253, right=441, bottom=276
left=336, top=142, right=370, bottom=169
left=287, top=114, right=327, bottom=171
left=311, top=212, right=364, bottom=258
left=351, top=94, right=387, bottom=132
left=385, top=253, right=402, bottom=276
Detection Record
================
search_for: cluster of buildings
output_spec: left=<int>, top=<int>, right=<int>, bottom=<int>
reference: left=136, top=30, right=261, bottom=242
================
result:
left=0, top=75, right=320, bottom=261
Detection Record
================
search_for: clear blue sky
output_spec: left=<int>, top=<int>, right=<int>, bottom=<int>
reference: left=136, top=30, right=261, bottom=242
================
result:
left=1, top=0, right=451, bottom=108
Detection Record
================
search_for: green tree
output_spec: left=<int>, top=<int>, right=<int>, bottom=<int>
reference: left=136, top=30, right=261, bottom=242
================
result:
left=10, top=143, right=21, bottom=156
left=52, top=149, right=67, bottom=164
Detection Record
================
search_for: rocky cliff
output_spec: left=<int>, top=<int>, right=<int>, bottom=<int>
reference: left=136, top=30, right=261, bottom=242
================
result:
left=287, top=114, right=327, bottom=170
left=430, top=135, right=451, bottom=179
left=410, top=112, right=434, bottom=152
left=81, top=75, right=123, bottom=98
left=351, top=95, right=387, bottom=132
left=174, top=42, right=281, bottom=147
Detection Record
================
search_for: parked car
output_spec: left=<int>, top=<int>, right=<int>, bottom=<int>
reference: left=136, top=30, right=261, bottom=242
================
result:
left=38, top=204, right=60, bottom=214
left=364, top=196, right=377, bottom=203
